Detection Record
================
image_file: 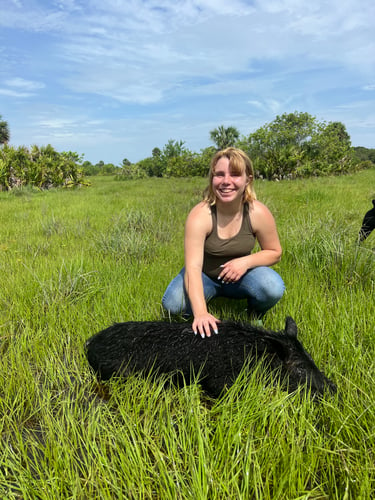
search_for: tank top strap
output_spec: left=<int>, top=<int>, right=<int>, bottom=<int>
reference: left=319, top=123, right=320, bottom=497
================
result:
left=242, top=202, right=254, bottom=234
left=210, top=205, right=218, bottom=235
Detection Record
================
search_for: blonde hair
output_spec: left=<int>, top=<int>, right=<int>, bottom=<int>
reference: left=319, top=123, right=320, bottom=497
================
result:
left=203, top=147, right=256, bottom=205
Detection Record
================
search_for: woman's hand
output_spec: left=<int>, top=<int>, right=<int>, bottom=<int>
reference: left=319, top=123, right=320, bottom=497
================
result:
left=218, top=257, right=249, bottom=283
left=192, top=312, right=221, bottom=338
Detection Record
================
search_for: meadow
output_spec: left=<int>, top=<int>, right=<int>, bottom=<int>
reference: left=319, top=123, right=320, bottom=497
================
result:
left=0, top=170, right=374, bottom=499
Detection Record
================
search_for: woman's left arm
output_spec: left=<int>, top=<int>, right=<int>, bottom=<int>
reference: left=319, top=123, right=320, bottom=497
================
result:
left=250, top=200, right=282, bottom=266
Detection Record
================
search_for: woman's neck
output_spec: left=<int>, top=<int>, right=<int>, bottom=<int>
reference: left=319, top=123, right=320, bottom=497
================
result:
left=215, top=198, right=244, bottom=217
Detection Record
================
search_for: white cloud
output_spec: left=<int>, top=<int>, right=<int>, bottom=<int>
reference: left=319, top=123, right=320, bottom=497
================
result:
left=37, top=118, right=78, bottom=129
left=0, top=77, right=45, bottom=99
left=5, top=77, right=45, bottom=90
left=0, top=88, right=34, bottom=98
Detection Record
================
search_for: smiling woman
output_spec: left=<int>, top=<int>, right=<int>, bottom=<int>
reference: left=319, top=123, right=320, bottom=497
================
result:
left=162, top=147, right=285, bottom=338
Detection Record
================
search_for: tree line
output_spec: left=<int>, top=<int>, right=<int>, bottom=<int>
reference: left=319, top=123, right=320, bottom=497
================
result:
left=113, top=112, right=374, bottom=181
left=1, top=112, right=374, bottom=190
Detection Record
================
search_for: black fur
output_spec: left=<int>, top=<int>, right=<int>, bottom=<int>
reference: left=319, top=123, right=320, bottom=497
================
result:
left=85, top=317, right=336, bottom=398
left=359, top=199, right=375, bottom=242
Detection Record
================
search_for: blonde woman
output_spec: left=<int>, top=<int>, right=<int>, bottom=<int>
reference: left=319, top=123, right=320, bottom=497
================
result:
left=162, top=148, right=284, bottom=338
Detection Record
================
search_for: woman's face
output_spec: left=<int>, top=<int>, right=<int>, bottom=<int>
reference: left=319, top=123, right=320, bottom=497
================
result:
left=212, top=157, right=249, bottom=204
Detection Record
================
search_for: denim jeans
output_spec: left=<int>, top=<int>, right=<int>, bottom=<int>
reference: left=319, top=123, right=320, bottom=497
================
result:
left=162, top=266, right=285, bottom=317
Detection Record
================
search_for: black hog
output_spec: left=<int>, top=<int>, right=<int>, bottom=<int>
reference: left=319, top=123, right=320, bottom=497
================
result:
left=359, top=199, right=375, bottom=242
left=85, top=317, right=336, bottom=399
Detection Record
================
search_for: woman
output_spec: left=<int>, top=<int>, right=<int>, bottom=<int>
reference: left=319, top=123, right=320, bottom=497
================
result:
left=162, top=147, right=284, bottom=338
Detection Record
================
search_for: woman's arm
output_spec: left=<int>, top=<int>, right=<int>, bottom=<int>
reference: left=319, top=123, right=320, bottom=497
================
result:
left=184, top=203, right=220, bottom=337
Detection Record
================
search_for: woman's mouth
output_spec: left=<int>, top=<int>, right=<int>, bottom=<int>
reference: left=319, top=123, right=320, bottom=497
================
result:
left=219, top=188, right=235, bottom=194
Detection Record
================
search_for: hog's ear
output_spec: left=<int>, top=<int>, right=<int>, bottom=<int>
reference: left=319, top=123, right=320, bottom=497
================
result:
left=372, top=199, right=375, bottom=208
left=285, top=317, right=298, bottom=338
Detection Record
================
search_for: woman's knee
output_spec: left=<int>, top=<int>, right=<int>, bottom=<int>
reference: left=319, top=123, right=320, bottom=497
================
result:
left=263, top=269, right=285, bottom=301
left=162, top=292, right=187, bottom=315
left=162, top=271, right=188, bottom=315
left=246, top=266, right=285, bottom=304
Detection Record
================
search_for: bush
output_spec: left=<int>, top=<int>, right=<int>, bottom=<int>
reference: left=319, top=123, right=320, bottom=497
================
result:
left=0, top=144, right=87, bottom=190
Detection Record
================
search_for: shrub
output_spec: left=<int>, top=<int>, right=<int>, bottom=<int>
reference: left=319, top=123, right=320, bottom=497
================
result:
left=0, top=144, right=87, bottom=190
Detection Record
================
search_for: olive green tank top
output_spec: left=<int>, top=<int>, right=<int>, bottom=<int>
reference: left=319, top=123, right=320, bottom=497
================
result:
left=202, top=203, right=256, bottom=279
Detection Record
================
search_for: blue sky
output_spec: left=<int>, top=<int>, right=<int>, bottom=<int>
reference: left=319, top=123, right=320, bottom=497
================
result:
left=1, top=0, right=374, bottom=165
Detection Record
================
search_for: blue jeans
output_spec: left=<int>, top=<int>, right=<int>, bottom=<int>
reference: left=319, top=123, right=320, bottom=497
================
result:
left=162, top=266, right=285, bottom=317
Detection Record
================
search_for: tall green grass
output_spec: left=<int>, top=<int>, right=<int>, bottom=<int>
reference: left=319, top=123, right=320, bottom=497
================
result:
left=0, top=172, right=374, bottom=498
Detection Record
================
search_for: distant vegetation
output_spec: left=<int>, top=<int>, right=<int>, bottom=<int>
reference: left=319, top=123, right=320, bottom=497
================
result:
left=0, top=144, right=86, bottom=190
left=84, top=112, right=375, bottom=181
left=353, top=146, right=375, bottom=165
left=0, top=111, right=374, bottom=189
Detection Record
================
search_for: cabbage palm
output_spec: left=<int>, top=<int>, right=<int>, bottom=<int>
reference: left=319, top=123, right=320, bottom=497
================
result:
left=210, top=125, right=240, bottom=150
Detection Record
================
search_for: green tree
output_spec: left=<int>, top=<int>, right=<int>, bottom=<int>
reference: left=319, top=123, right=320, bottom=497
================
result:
left=239, top=111, right=355, bottom=179
left=239, top=112, right=316, bottom=179
left=0, top=115, right=10, bottom=145
left=81, top=160, right=99, bottom=176
left=93, top=160, right=119, bottom=175
left=121, top=158, right=131, bottom=167
left=303, top=121, right=354, bottom=176
left=162, top=139, right=186, bottom=159
left=123, top=157, right=153, bottom=178
left=152, top=147, right=161, bottom=158
left=209, top=125, right=240, bottom=150
left=353, top=146, right=375, bottom=164
left=161, top=140, right=203, bottom=177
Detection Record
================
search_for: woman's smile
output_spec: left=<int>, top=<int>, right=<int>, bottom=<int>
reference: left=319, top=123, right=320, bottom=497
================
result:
left=218, top=187, right=236, bottom=195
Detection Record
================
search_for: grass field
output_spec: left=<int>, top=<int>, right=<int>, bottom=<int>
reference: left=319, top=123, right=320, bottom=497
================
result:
left=0, top=170, right=374, bottom=499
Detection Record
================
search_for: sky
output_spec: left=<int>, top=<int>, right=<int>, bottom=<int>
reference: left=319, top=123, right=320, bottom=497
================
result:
left=1, top=0, right=374, bottom=166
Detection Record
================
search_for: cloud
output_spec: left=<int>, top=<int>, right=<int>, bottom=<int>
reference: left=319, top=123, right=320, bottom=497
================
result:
left=5, top=77, right=45, bottom=90
left=37, top=117, right=78, bottom=129
left=0, top=77, right=45, bottom=99
left=67, top=1, right=374, bottom=104
left=0, top=88, right=34, bottom=98
left=3, top=1, right=374, bottom=104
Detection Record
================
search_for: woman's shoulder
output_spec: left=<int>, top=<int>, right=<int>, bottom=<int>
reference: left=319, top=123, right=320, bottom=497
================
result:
left=186, top=201, right=213, bottom=231
left=189, top=201, right=212, bottom=217
left=249, top=199, right=272, bottom=215
left=248, top=200, right=276, bottom=231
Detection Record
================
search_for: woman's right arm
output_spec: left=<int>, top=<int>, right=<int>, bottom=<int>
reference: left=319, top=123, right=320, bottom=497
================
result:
left=184, top=203, right=220, bottom=338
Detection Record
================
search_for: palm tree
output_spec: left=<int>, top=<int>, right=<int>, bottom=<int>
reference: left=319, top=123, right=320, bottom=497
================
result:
left=0, top=115, right=10, bottom=146
left=209, top=125, right=240, bottom=150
